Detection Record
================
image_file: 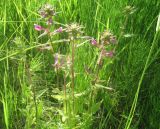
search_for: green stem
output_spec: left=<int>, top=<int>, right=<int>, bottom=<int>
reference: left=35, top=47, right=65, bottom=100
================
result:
left=90, top=53, right=102, bottom=113
left=71, top=39, right=75, bottom=112
left=64, top=72, right=67, bottom=113
left=26, top=63, right=38, bottom=125
left=124, top=32, right=159, bottom=129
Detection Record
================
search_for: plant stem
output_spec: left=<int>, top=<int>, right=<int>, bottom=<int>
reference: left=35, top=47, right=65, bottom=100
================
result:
left=90, top=52, right=103, bottom=113
left=64, top=71, right=67, bottom=113
left=26, top=63, right=38, bottom=125
left=71, top=39, right=75, bottom=111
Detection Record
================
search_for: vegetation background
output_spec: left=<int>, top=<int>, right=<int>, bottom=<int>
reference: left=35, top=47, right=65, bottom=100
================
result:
left=0, top=0, right=160, bottom=129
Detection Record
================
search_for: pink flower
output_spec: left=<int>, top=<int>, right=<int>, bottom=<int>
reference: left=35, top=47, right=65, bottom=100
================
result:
left=56, top=27, right=63, bottom=33
left=105, top=51, right=114, bottom=57
left=90, top=38, right=97, bottom=46
left=34, top=24, right=44, bottom=31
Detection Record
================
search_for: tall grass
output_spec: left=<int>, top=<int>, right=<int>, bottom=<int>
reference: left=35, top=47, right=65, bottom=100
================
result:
left=0, top=0, right=160, bottom=129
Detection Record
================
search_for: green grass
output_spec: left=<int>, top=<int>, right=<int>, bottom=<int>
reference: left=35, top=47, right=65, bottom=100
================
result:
left=0, top=0, right=160, bottom=129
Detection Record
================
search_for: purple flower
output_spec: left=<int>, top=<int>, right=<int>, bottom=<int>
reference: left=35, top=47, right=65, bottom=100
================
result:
left=90, top=38, right=97, bottom=46
left=34, top=24, right=44, bottom=31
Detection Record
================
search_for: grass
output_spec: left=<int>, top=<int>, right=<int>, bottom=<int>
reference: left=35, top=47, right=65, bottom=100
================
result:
left=0, top=0, right=160, bottom=129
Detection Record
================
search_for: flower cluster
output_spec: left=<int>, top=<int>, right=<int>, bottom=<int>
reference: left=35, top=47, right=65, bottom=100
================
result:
left=34, top=4, right=87, bottom=73
left=34, top=4, right=63, bottom=38
left=100, top=30, right=117, bottom=45
left=38, top=4, right=55, bottom=23
left=89, top=30, right=117, bottom=66
left=38, top=4, right=56, bottom=26
left=65, top=23, right=84, bottom=39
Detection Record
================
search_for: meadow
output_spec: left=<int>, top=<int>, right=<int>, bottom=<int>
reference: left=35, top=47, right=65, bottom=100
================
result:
left=0, top=0, right=160, bottom=129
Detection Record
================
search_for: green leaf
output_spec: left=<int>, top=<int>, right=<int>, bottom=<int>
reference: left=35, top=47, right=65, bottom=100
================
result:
left=94, top=84, right=114, bottom=91
left=91, top=100, right=103, bottom=113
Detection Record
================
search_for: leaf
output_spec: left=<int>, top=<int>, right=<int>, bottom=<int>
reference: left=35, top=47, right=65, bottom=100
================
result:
left=51, top=94, right=65, bottom=100
left=91, top=100, right=103, bottom=113
left=57, top=109, right=68, bottom=122
left=37, top=101, right=43, bottom=117
left=74, top=88, right=91, bottom=98
left=123, top=34, right=135, bottom=38
left=37, top=88, right=48, bottom=99
left=94, top=84, right=114, bottom=91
